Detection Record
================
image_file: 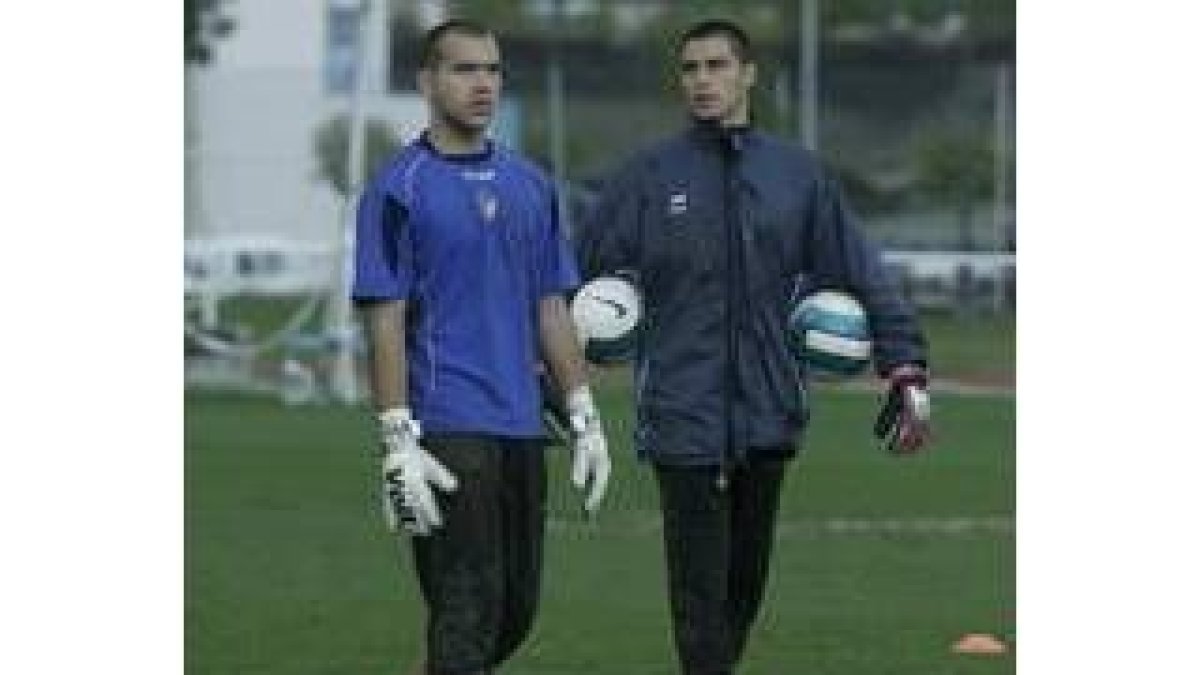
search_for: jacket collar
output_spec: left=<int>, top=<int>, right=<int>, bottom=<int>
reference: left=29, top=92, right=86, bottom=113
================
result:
left=687, top=119, right=753, bottom=158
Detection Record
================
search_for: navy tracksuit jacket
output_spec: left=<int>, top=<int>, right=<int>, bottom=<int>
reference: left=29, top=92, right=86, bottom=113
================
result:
left=577, top=124, right=927, bottom=466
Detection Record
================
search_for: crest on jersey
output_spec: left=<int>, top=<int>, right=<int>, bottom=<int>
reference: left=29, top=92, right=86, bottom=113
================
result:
left=476, top=188, right=499, bottom=223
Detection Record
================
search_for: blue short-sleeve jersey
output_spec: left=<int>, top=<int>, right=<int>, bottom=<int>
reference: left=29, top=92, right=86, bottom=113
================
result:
left=353, top=134, right=579, bottom=437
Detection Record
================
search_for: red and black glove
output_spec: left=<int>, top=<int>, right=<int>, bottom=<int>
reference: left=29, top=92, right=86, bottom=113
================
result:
left=874, top=364, right=932, bottom=455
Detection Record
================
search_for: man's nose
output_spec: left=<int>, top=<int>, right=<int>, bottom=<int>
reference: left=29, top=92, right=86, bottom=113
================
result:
left=473, top=73, right=496, bottom=91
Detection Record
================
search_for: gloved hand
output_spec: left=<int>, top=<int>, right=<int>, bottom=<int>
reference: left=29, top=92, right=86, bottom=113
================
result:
left=566, top=386, right=611, bottom=513
left=874, top=364, right=932, bottom=455
left=378, top=407, right=458, bottom=535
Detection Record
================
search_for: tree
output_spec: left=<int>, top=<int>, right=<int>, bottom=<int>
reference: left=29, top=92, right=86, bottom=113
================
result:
left=313, top=115, right=401, bottom=196
left=185, top=0, right=237, bottom=65
left=185, top=1, right=236, bottom=236
left=825, top=0, right=1013, bottom=38
left=914, top=131, right=995, bottom=250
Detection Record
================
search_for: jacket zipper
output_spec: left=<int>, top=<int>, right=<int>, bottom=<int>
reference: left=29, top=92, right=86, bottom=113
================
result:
left=720, top=141, right=740, bottom=490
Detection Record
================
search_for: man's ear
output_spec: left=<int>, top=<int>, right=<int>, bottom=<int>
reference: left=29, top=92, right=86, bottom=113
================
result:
left=743, top=62, right=758, bottom=89
left=417, top=67, right=431, bottom=96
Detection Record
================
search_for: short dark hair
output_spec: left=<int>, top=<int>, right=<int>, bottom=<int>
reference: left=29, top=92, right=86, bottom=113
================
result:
left=678, top=19, right=754, bottom=64
left=419, top=19, right=493, bottom=68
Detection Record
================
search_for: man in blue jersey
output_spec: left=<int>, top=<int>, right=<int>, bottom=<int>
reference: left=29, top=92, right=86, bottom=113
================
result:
left=578, top=20, right=931, bottom=675
left=352, top=20, right=610, bottom=675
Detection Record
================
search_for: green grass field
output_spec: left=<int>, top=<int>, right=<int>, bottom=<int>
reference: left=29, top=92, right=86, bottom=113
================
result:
left=186, top=374, right=1014, bottom=674
left=197, top=300, right=1015, bottom=383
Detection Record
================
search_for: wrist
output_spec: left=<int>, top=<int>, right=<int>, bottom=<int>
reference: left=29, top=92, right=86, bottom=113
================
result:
left=377, top=406, right=412, bottom=424
left=565, top=386, right=598, bottom=435
left=378, top=406, right=421, bottom=441
left=888, top=364, right=927, bottom=388
left=565, top=386, right=595, bottom=415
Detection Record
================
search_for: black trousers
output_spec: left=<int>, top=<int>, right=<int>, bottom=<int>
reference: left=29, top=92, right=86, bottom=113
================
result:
left=409, top=436, right=547, bottom=675
left=655, top=459, right=788, bottom=675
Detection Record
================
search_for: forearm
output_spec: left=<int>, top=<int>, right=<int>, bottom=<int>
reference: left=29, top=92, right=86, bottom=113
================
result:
left=359, top=300, right=407, bottom=412
left=540, top=295, right=610, bottom=511
left=538, top=294, right=588, bottom=397
left=866, top=292, right=927, bottom=375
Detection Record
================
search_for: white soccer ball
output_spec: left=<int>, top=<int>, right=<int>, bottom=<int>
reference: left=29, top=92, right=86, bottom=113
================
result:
left=571, top=275, right=643, bottom=364
left=787, top=289, right=873, bottom=379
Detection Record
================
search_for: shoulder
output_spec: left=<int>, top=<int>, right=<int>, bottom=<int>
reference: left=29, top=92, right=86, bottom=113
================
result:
left=602, top=134, right=691, bottom=187
left=366, top=139, right=435, bottom=203
left=641, top=133, right=697, bottom=168
left=750, top=132, right=822, bottom=173
left=493, top=143, right=553, bottom=191
left=741, top=131, right=834, bottom=202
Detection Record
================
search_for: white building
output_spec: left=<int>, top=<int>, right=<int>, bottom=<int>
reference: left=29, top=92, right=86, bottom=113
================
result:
left=185, top=0, right=427, bottom=246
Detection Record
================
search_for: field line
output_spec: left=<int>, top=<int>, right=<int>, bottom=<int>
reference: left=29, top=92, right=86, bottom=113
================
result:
left=547, top=512, right=1014, bottom=537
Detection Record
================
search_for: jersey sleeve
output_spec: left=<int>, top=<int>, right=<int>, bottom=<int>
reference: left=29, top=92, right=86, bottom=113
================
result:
left=351, top=179, right=413, bottom=302
left=535, top=185, right=581, bottom=297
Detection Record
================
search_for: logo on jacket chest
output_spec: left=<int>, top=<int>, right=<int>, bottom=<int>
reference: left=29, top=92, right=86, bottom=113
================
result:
left=668, top=191, right=688, bottom=216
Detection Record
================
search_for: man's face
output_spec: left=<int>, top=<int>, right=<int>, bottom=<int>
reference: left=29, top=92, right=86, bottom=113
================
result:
left=679, top=35, right=756, bottom=126
left=420, top=33, right=502, bottom=132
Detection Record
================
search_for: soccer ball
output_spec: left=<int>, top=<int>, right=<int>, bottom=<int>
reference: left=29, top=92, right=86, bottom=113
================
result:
left=787, top=289, right=872, bottom=379
left=571, top=275, right=643, bottom=365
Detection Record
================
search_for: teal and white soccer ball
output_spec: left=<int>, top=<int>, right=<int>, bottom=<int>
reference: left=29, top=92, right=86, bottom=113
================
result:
left=788, top=289, right=872, bottom=379
left=571, top=275, right=643, bottom=365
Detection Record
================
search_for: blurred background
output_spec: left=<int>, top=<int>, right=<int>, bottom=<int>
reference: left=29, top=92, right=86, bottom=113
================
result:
left=185, top=2, right=1015, bottom=672
left=184, top=0, right=1014, bottom=403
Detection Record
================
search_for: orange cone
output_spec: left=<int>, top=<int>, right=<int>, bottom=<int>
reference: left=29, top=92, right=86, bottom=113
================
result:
left=952, top=633, right=1008, bottom=655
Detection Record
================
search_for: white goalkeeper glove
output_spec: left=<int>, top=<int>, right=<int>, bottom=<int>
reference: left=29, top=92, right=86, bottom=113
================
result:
left=378, top=407, right=458, bottom=535
left=566, top=386, right=611, bottom=513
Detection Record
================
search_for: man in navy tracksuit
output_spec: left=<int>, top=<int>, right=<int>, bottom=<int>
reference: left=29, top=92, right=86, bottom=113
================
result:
left=577, top=20, right=931, bottom=674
